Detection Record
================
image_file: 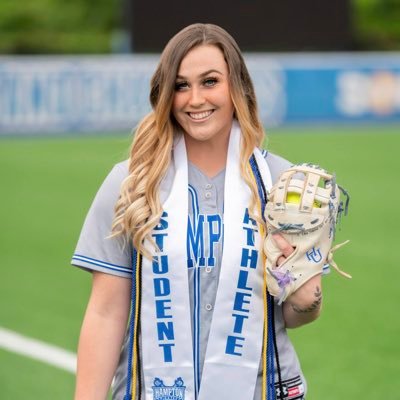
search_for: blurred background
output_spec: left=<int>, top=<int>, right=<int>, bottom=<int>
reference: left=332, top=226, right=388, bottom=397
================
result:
left=1, top=1, right=399, bottom=399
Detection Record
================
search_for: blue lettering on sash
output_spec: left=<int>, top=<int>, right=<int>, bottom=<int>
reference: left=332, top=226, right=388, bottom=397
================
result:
left=240, top=248, right=258, bottom=269
left=232, top=314, right=249, bottom=334
left=243, top=208, right=257, bottom=226
left=226, top=335, right=245, bottom=356
left=237, top=270, right=252, bottom=291
left=242, top=226, right=255, bottom=246
left=156, top=299, right=172, bottom=319
left=154, top=278, right=171, bottom=297
left=154, top=212, right=169, bottom=230
left=157, top=321, right=175, bottom=341
left=153, top=233, right=168, bottom=252
left=158, top=343, right=175, bottom=363
left=152, top=255, right=168, bottom=274
left=226, top=208, right=259, bottom=357
left=233, top=292, right=252, bottom=313
left=152, top=211, right=175, bottom=363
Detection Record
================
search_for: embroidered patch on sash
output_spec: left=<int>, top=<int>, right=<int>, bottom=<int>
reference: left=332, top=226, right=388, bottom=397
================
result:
left=152, top=377, right=186, bottom=400
left=274, top=375, right=305, bottom=399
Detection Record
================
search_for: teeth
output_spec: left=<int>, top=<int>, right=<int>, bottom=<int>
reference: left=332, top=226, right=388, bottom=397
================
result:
left=189, top=110, right=213, bottom=120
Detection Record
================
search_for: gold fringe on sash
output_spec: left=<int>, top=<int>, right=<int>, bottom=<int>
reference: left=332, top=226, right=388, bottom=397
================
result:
left=130, top=251, right=142, bottom=399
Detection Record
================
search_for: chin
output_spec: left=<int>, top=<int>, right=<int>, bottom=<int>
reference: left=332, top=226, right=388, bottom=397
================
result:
left=186, top=133, right=212, bottom=142
left=191, top=127, right=220, bottom=140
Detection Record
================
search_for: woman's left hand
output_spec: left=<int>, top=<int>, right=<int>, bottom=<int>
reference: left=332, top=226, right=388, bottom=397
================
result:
left=271, top=233, right=323, bottom=328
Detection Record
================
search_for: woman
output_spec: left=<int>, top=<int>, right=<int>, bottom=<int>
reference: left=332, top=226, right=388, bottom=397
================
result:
left=72, top=23, right=321, bottom=400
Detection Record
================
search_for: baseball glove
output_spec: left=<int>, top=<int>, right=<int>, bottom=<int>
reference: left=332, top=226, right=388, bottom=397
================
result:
left=264, top=163, right=351, bottom=304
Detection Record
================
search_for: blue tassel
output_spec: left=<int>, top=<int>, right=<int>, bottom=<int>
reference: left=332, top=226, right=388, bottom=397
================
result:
left=249, top=155, right=276, bottom=399
left=124, top=248, right=139, bottom=400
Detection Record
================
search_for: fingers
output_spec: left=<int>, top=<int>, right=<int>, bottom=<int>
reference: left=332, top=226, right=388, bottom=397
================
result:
left=272, top=233, right=294, bottom=258
left=277, top=255, right=286, bottom=266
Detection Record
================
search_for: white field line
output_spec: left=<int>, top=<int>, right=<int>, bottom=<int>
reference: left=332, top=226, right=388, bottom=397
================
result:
left=0, top=326, right=76, bottom=373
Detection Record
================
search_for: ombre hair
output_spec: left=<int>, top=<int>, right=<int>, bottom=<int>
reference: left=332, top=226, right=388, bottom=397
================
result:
left=112, top=23, right=265, bottom=256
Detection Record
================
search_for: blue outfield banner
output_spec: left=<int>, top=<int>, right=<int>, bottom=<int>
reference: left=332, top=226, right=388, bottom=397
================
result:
left=0, top=53, right=400, bottom=134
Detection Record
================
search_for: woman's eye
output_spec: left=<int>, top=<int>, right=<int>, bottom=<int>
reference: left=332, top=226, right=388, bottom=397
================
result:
left=175, top=81, right=189, bottom=91
left=203, top=77, right=218, bottom=87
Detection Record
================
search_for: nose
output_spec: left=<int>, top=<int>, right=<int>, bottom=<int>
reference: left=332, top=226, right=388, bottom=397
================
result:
left=188, top=86, right=205, bottom=107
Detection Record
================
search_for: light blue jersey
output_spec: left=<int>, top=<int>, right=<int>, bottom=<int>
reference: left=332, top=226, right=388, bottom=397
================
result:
left=72, top=152, right=307, bottom=400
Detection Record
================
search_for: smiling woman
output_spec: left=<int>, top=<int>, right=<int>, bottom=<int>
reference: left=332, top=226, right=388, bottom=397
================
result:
left=72, top=23, right=316, bottom=400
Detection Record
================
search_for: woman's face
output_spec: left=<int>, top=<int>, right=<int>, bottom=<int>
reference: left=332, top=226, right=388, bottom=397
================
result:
left=172, top=45, right=235, bottom=145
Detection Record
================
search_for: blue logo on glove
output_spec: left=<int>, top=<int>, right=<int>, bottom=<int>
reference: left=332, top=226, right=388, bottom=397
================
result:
left=306, top=247, right=322, bottom=263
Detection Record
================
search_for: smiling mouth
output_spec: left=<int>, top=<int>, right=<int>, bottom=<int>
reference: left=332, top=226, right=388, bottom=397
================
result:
left=187, top=110, right=214, bottom=120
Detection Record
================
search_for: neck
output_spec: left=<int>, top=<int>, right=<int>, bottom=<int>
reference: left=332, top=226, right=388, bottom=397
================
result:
left=184, top=133, right=230, bottom=178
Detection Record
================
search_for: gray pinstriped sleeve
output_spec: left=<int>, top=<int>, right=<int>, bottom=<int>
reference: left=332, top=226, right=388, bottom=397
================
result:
left=264, top=151, right=292, bottom=184
left=71, top=160, right=132, bottom=278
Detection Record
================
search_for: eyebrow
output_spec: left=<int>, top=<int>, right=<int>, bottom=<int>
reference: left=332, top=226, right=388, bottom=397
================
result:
left=176, top=69, right=223, bottom=80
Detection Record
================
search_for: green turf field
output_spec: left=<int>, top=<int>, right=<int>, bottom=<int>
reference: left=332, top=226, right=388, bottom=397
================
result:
left=1, top=125, right=399, bottom=399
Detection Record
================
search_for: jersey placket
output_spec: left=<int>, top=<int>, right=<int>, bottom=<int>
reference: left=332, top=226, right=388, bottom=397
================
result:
left=195, top=171, right=224, bottom=389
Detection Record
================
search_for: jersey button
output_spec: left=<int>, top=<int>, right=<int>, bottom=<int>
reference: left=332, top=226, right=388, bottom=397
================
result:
left=205, top=266, right=212, bottom=273
left=205, top=183, right=212, bottom=189
left=205, top=192, right=212, bottom=199
left=205, top=303, right=213, bottom=311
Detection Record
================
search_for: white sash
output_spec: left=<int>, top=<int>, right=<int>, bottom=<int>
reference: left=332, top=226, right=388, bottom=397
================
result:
left=140, top=121, right=272, bottom=400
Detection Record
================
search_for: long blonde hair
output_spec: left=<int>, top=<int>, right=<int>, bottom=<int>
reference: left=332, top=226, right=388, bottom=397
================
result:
left=112, top=23, right=265, bottom=256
